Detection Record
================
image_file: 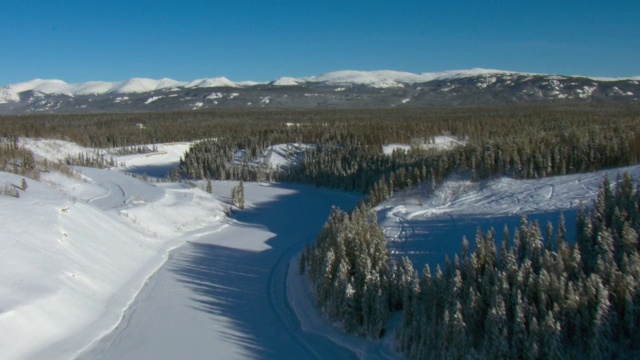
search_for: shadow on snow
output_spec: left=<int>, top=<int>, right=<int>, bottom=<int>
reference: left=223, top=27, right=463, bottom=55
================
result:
left=169, top=183, right=360, bottom=359
left=385, top=208, right=580, bottom=274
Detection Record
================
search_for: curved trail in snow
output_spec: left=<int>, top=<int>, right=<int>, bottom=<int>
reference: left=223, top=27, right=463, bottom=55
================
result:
left=267, top=235, right=356, bottom=360
left=80, top=167, right=165, bottom=210
left=77, top=182, right=361, bottom=360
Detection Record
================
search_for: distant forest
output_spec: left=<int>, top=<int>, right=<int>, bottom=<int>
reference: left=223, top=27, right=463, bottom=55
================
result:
left=4, top=105, right=640, bottom=195
left=2, top=104, right=640, bottom=358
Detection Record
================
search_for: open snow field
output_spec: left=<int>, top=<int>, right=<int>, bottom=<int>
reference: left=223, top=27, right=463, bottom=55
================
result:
left=2, top=137, right=638, bottom=359
left=376, top=166, right=640, bottom=272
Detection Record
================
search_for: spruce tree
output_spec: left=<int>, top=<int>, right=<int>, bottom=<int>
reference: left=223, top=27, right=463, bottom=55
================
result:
left=231, top=180, right=245, bottom=209
left=206, top=178, right=212, bottom=194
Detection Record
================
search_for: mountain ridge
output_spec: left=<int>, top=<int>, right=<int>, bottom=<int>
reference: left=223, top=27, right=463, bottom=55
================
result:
left=1, top=69, right=638, bottom=113
left=5, top=68, right=640, bottom=97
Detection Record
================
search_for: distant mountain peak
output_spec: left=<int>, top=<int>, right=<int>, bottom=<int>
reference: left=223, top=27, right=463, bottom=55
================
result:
left=1, top=69, right=638, bottom=112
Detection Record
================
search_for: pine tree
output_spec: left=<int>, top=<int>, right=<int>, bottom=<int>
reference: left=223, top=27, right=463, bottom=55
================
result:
left=206, top=178, right=212, bottom=193
left=231, top=180, right=245, bottom=209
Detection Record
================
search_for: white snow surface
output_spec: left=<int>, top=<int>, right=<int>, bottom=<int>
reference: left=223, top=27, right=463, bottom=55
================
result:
left=184, top=77, right=239, bottom=88
left=231, top=143, right=311, bottom=170
left=0, top=167, right=225, bottom=359
left=297, top=69, right=518, bottom=88
left=0, top=77, right=241, bottom=103
left=382, top=135, right=466, bottom=155
left=269, top=77, right=302, bottom=86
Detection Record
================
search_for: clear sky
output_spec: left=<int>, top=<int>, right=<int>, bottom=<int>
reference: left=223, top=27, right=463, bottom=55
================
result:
left=1, top=0, right=638, bottom=85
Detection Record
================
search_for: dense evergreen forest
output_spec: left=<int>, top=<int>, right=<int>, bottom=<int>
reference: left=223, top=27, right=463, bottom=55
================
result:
left=3, top=105, right=640, bottom=357
left=173, top=105, right=640, bottom=212
left=302, top=174, right=640, bottom=359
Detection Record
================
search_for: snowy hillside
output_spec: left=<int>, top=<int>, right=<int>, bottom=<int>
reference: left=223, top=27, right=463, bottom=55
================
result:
left=297, top=68, right=514, bottom=88
left=376, top=165, right=640, bottom=271
left=0, top=139, right=235, bottom=358
left=0, top=165, right=227, bottom=359
left=0, top=77, right=239, bottom=103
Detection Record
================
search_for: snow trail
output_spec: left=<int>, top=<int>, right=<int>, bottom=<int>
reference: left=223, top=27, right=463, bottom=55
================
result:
left=77, top=182, right=360, bottom=359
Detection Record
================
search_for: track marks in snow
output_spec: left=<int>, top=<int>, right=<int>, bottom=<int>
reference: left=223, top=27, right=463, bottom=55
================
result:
left=377, top=165, right=640, bottom=271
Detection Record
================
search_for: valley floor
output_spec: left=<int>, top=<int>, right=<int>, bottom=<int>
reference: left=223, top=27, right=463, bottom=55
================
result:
left=76, top=181, right=362, bottom=360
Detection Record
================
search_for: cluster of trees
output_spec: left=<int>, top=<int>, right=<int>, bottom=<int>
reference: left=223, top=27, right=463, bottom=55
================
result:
left=304, top=173, right=640, bottom=358
left=1, top=108, right=451, bottom=148
left=179, top=139, right=280, bottom=182
left=231, top=181, right=245, bottom=209
left=301, top=205, right=391, bottom=337
left=108, top=144, right=157, bottom=155
left=0, top=138, right=38, bottom=180
left=63, top=151, right=118, bottom=168
left=396, top=173, right=640, bottom=359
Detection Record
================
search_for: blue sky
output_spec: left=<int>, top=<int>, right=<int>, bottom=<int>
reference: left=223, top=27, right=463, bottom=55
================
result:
left=1, top=0, right=638, bottom=85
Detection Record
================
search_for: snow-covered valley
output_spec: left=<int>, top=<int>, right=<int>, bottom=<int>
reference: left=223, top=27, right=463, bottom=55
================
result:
left=1, top=138, right=636, bottom=359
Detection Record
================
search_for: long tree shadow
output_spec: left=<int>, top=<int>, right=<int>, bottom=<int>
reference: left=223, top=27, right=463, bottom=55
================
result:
left=170, top=183, right=360, bottom=359
left=387, top=209, right=580, bottom=273
left=124, top=163, right=177, bottom=178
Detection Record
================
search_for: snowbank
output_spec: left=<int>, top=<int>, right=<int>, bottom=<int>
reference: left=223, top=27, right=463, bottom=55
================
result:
left=0, top=166, right=225, bottom=359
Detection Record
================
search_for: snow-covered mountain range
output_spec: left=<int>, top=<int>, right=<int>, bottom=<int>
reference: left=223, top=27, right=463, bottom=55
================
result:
left=1, top=69, right=639, bottom=113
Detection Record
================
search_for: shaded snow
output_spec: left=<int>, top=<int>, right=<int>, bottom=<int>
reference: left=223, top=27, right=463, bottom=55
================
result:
left=376, top=165, right=640, bottom=272
left=270, top=77, right=302, bottom=86
left=77, top=182, right=362, bottom=360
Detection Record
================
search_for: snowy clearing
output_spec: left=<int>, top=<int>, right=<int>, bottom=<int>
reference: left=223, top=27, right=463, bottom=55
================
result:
left=382, top=135, right=466, bottom=155
left=376, top=165, right=640, bottom=271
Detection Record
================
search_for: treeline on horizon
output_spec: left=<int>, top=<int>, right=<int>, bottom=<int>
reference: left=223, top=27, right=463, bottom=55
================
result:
left=175, top=105, right=640, bottom=199
left=3, top=104, right=640, bottom=201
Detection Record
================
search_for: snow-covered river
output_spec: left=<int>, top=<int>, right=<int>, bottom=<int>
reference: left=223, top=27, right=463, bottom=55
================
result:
left=77, top=182, right=361, bottom=359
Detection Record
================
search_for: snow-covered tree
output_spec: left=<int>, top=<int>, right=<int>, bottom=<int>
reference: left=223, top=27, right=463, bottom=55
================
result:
left=231, top=180, right=244, bottom=209
left=205, top=178, right=212, bottom=194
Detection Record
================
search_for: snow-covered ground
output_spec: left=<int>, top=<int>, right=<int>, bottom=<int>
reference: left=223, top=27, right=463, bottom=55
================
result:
left=0, top=167, right=225, bottom=359
left=1, top=139, right=368, bottom=359
left=2, top=137, right=637, bottom=359
left=375, top=166, right=640, bottom=271
left=231, top=143, right=310, bottom=170
left=0, top=140, right=222, bottom=359
left=77, top=181, right=362, bottom=360
left=382, top=135, right=465, bottom=155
